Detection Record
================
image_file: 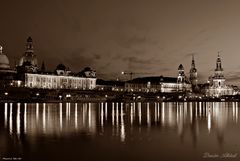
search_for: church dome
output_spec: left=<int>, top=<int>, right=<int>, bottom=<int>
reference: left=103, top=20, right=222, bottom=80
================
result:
left=178, top=64, right=184, bottom=70
left=56, top=63, right=66, bottom=70
left=0, top=45, right=10, bottom=69
left=19, top=53, right=38, bottom=66
left=19, top=37, right=38, bottom=67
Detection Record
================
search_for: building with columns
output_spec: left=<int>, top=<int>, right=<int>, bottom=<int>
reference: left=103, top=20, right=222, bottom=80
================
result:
left=207, top=54, right=234, bottom=97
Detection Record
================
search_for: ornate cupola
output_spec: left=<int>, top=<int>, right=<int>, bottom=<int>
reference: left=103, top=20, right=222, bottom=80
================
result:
left=177, top=64, right=185, bottom=83
left=26, top=36, right=34, bottom=53
left=18, top=37, right=38, bottom=73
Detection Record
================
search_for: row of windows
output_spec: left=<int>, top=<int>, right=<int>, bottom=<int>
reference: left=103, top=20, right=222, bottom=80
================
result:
left=26, top=74, right=96, bottom=89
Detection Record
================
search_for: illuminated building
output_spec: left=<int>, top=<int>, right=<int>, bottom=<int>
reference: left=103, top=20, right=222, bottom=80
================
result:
left=24, top=71, right=96, bottom=90
left=207, top=54, right=234, bottom=97
left=16, top=37, right=97, bottom=90
left=125, top=65, right=191, bottom=93
left=96, top=79, right=125, bottom=91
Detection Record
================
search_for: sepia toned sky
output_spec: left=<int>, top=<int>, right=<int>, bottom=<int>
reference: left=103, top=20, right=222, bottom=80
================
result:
left=1, top=0, right=240, bottom=84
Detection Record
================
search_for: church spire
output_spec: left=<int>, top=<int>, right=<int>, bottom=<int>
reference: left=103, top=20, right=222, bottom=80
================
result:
left=191, top=54, right=195, bottom=68
left=189, top=54, right=198, bottom=88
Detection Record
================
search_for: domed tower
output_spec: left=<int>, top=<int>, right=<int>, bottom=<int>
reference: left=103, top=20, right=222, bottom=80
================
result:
left=177, top=64, right=185, bottom=84
left=18, top=37, right=38, bottom=73
left=189, top=55, right=198, bottom=86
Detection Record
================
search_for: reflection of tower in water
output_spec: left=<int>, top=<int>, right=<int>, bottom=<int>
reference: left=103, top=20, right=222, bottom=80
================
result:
left=2, top=101, right=239, bottom=145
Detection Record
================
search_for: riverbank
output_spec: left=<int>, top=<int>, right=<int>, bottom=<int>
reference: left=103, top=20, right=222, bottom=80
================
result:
left=1, top=87, right=240, bottom=103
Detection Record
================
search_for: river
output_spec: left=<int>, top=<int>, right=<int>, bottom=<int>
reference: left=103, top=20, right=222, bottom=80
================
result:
left=0, top=102, right=239, bottom=161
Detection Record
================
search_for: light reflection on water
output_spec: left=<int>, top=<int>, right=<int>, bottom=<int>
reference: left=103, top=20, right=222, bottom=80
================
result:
left=0, top=102, right=240, bottom=161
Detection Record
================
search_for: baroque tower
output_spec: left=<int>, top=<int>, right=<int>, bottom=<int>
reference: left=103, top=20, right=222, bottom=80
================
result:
left=177, top=64, right=186, bottom=92
left=18, top=37, right=38, bottom=73
left=189, top=55, right=198, bottom=87
left=212, top=54, right=225, bottom=87
left=177, top=64, right=185, bottom=84
left=207, top=53, right=234, bottom=97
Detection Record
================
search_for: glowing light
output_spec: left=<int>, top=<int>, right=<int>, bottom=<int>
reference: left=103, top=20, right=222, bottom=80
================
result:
left=116, top=103, right=119, bottom=135
left=16, top=103, right=20, bottom=135
left=75, top=103, right=78, bottom=130
left=43, top=103, right=46, bottom=133
left=9, top=103, right=13, bottom=135
left=236, top=102, right=238, bottom=123
left=59, top=103, right=62, bottom=131
left=105, top=102, right=108, bottom=121
left=101, top=103, right=104, bottom=128
left=137, top=103, right=142, bottom=125
left=4, top=103, right=7, bottom=128
left=120, top=103, right=125, bottom=142
left=190, top=103, right=193, bottom=124
left=207, top=110, right=211, bottom=133
left=24, top=103, right=27, bottom=134
left=88, top=103, right=92, bottom=129
left=130, top=103, right=133, bottom=125
left=36, top=103, right=39, bottom=122
left=147, top=103, right=151, bottom=127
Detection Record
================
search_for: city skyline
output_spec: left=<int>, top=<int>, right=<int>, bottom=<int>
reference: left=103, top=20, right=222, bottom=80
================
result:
left=1, top=0, right=240, bottom=85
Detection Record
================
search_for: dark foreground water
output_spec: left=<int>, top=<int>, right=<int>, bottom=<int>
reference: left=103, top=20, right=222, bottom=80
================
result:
left=0, top=102, right=239, bottom=161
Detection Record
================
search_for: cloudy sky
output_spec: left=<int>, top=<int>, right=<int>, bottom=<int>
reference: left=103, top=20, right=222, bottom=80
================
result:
left=1, top=0, right=240, bottom=84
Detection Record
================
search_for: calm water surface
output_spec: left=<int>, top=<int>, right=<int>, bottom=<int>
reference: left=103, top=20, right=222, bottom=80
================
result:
left=0, top=102, right=239, bottom=161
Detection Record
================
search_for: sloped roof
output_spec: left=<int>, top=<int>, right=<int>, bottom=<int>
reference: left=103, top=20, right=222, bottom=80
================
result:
left=127, top=76, right=178, bottom=84
left=97, top=79, right=125, bottom=86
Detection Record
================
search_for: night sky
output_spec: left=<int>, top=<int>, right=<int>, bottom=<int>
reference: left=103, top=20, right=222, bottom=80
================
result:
left=1, top=0, right=240, bottom=84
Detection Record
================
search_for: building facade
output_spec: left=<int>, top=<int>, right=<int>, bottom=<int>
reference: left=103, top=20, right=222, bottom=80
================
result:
left=125, top=65, right=191, bottom=93
left=24, top=73, right=96, bottom=90
left=207, top=54, right=234, bottom=97
left=15, top=37, right=97, bottom=90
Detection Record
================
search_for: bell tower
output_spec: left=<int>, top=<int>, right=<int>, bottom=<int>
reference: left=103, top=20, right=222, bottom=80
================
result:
left=189, top=55, right=198, bottom=86
left=212, top=53, right=225, bottom=87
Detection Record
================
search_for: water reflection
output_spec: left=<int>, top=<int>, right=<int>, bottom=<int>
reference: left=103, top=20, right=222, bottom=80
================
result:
left=1, top=102, right=240, bottom=145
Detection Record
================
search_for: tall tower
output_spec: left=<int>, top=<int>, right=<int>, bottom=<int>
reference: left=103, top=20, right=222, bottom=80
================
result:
left=19, top=37, right=38, bottom=67
left=177, top=64, right=185, bottom=83
left=177, top=64, right=186, bottom=92
left=189, top=55, right=198, bottom=86
left=212, top=54, right=225, bottom=87
left=18, top=37, right=38, bottom=73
